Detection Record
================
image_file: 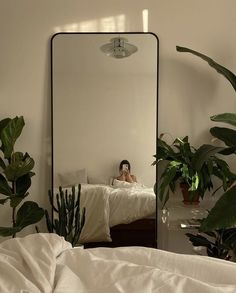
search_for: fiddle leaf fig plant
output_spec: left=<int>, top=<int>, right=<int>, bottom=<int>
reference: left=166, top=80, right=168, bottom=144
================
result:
left=0, top=116, right=44, bottom=237
left=177, top=46, right=236, bottom=232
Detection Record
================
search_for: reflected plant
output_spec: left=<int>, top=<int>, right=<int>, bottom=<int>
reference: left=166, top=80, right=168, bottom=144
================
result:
left=45, top=185, right=85, bottom=247
left=153, top=134, right=236, bottom=207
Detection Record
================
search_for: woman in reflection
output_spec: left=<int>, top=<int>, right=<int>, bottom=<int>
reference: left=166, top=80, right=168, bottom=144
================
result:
left=116, top=160, right=137, bottom=183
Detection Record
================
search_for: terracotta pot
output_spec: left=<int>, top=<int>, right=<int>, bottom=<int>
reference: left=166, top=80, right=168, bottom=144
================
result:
left=180, top=182, right=200, bottom=205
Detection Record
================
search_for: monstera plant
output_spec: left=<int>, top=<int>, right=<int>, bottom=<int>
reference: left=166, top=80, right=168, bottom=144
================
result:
left=176, top=46, right=236, bottom=232
left=0, top=116, right=44, bottom=237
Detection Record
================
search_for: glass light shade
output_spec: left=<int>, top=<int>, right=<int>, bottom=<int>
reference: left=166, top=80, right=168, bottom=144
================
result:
left=100, top=37, right=138, bottom=59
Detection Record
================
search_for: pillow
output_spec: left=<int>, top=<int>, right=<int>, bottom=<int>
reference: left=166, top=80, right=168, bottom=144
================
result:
left=58, top=169, right=88, bottom=187
left=88, top=176, right=107, bottom=185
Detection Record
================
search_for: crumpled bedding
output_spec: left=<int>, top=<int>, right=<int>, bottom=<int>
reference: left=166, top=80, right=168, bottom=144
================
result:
left=1, top=233, right=236, bottom=293
left=56, top=183, right=156, bottom=243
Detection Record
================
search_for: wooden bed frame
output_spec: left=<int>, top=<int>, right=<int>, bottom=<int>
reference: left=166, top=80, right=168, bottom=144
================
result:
left=84, top=218, right=156, bottom=248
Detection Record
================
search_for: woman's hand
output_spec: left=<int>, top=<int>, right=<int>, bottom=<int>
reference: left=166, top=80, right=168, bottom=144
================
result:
left=122, top=169, right=129, bottom=176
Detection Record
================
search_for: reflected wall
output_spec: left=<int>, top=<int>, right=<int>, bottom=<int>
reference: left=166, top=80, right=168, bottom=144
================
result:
left=52, top=33, right=158, bottom=188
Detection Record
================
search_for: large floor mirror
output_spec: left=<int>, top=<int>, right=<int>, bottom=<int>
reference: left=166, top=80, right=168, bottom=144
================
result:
left=51, top=32, right=159, bottom=248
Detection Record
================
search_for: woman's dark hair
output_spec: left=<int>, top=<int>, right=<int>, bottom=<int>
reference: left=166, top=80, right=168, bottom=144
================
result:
left=119, top=160, right=131, bottom=171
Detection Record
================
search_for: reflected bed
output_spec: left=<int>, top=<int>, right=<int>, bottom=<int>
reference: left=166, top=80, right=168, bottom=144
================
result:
left=54, top=182, right=156, bottom=248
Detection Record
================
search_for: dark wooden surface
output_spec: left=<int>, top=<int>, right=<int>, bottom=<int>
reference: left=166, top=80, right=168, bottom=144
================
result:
left=84, top=218, right=156, bottom=248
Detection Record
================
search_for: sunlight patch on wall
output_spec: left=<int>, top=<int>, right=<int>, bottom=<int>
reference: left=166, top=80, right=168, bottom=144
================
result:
left=53, top=14, right=126, bottom=33
left=142, top=9, right=149, bottom=32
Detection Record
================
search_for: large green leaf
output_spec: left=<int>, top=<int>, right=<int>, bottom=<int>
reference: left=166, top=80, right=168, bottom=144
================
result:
left=4, top=156, right=34, bottom=181
left=0, top=157, right=6, bottom=170
left=176, top=46, right=236, bottom=91
left=0, top=226, right=21, bottom=237
left=0, top=174, right=12, bottom=196
left=211, top=113, right=236, bottom=127
left=16, top=172, right=34, bottom=196
left=15, top=201, right=44, bottom=229
left=186, top=233, right=212, bottom=248
left=159, top=163, right=178, bottom=204
left=1, top=201, right=43, bottom=236
left=0, top=116, right=25, bottom=158
left=0, top=118, right=11, bottom=136
left=200, top=186, right=236, bottom=232
left=192, top=144, right=225, bottom=171
left=210, top=127, right=236, bottom=147
left=213, top=157, right=236, bottom=181
left=10, top=192, right=29, bottom=208
left=11, top=152, right=24, bottom=162
left=0, top=198, right=9, bottom=205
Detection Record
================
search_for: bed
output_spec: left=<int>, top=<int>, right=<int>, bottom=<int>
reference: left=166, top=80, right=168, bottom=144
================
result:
left=1, top=233, right=236, bottom=292
left=55, top=181, right=156, bottom=248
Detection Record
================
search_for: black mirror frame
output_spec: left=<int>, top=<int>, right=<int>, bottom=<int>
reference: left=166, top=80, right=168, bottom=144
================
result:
left=50, top=32, right=159, bottom=248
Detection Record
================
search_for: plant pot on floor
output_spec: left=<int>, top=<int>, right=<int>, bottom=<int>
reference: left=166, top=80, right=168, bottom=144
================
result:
left=180, top=183, right=200, bottom=205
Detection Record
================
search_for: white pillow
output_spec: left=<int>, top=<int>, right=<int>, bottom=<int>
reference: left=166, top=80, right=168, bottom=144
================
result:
left=88, top=176, right=107, bottom=185
left=58, top=169, right=88, bottom=187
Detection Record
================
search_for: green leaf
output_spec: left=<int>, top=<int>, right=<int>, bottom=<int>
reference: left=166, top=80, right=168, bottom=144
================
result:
left=186, top=233, right=212, bottom=248
left=0, top=198, right=9, bottom=205
left=200, top=186, right=236, bottom=232
left=192, top=144, right=225, bottom=171
left=210, top=127, right=236, bottom=147
left=15, top=201, right=44, bottom=229
left=10, top=192, right=29, bottom=208
left=189, top=173, right=199, bottom=191
left=0, top=226, right=21, bottom=237
left=158, top=164, right=177, bottom=204
left=211, top=113, right=236, bottom=127
left=4, top=156, right=34, bottom=181
left=11, top=152, right=24, bottom=162
left=0, top=116, right=25, bottom=158
left=16, top=173, right=32, bottom=196
left=176, top=46, right=236, bottom=91
left=0, top=157, right=6, bottom=170
left=0, top=118, right=11, bottom=136
left=0, top=174, right=12, bottom=196
left=219, top=147, right=236, bottom=155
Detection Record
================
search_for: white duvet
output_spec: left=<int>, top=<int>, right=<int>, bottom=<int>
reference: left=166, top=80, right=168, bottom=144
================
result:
left=58, top=183, right=156, bottom=243
left=0, top=233, right=236, bottom=293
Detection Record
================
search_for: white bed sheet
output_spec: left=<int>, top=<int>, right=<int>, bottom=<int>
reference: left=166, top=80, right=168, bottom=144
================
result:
left=0, top=234, right=236, bottom=293
left=55, top=183, right=156, bottom=243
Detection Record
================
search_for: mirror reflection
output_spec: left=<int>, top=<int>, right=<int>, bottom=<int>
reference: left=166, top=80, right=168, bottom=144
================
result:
left=52, top=33, right=158, bottom=248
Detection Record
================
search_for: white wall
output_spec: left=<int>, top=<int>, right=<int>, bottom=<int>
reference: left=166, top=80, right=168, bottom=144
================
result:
left=54, top=74, right=156, bottom=187
left=53, top=34, right=157, bottom=187
left=0, top=0, right=235, bottom=235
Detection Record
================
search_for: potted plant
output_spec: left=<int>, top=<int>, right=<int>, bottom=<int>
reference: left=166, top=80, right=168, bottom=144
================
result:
left=186, top=224, right=236, bottom=260
left=0, top=116, right=44, bottom=237
left=153, top=135, right=236, bottom=207
left=176, top=46, right=236, bottom=233
left=45, top=185, right=85, bottom=247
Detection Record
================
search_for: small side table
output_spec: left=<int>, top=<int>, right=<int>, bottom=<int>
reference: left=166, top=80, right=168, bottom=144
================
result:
left=158, top=197, right=215, bottom=254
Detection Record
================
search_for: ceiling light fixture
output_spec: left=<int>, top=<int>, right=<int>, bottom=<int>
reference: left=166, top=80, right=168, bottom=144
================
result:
left=100, top=37, right=138, bottom=59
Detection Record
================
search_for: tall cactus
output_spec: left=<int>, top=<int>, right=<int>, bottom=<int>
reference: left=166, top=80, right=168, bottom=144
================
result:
left=45, top=184, right=85, bottom=247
